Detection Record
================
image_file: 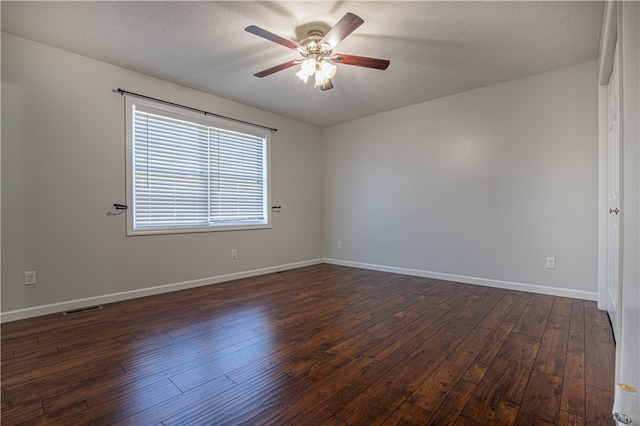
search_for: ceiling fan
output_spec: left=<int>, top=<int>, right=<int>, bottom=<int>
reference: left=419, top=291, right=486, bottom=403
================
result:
left=245, top=12, right=390, bottom=91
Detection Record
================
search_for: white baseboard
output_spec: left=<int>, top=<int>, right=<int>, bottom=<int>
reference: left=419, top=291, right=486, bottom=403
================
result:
left=0, top=259, right=324, bottom=323
left=323, top=258, right=598, bottom=301
left=1, top=257, right=597, bottom=323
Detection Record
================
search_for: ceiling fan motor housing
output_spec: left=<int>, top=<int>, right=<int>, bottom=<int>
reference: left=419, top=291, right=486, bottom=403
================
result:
left=299, top=30, right=332, bottom=59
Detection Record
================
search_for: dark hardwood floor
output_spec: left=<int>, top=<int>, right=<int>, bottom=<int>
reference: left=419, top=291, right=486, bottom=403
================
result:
left=1, top=264, right=615, bottom=425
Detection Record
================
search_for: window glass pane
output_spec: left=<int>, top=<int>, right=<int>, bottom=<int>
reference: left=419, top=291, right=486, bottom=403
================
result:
left=127, top=98, right=269, bottom=234
left=210, top=128, right=266, bottom=224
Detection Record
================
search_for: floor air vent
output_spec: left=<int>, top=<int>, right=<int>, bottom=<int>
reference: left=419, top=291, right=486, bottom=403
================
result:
left=63, top=305, right=103, bottom=316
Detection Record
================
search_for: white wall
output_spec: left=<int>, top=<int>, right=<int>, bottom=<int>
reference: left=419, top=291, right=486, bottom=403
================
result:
left=1, top=32, right=603, bottom=321
left=1, top=33, right=324, bottom=319
left=323, top=60, right=599, bottom=298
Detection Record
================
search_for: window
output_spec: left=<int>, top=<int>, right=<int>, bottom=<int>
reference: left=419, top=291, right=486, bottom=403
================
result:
left=125, top=97, right=270, bottom=235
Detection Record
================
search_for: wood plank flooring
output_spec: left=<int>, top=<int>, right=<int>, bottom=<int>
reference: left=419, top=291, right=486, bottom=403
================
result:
left=1, top=264, right=615, bottom=425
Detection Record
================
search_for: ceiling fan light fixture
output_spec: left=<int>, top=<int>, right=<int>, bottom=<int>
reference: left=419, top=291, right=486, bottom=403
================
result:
left=312, top=59, right=336, bottom=87
left=314, top=69, right=329, bottom=87
left=295, top=68, right=311, bottom=83
left=320, top=60, right=337, bottom=79
left=295, top=58, right=316, bottom=83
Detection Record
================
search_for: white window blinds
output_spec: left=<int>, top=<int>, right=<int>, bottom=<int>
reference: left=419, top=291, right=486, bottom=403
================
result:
left=127, top=99, right=269, bottom=234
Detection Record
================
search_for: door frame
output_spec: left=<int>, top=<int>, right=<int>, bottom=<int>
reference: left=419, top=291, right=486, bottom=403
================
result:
left=597, top=1, right=624, bottom=387
left=598, top=0, right=619, bottom=314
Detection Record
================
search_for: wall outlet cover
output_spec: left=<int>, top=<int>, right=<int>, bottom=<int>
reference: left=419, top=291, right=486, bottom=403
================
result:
left=24, top=271, right=37, bottom=285
left=546, top=257, right=556, bottom=269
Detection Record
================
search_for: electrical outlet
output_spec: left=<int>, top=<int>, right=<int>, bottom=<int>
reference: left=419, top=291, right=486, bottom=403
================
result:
left=24, top=270, right=37, bottom=285
left=231, top=249, right=237, bottom=259
left=546, top=257, right=556, bottom=269
left=337, top=241, right=342, bottom=249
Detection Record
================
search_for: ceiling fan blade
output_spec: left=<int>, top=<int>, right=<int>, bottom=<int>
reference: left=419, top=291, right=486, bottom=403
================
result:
left=245, top=25, right=302, bottom=51
left=332, top=54, right=390, bottom=70
left=319, top=80, right=334, bottom=91
left=320, top=12, right=364, bottom=49
left=253, top=60, right=300, bottom=78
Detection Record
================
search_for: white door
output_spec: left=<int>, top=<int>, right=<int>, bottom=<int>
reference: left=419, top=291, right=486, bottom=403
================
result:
left=606, top=42, right=621, bottom=341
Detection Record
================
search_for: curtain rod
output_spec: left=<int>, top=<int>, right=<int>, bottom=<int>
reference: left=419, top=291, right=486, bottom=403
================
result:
left=114, top=88, right=277, bottom=132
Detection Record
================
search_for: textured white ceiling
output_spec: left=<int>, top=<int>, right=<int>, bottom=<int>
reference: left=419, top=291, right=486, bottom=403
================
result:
left=1, top=1, right=603, bottom=127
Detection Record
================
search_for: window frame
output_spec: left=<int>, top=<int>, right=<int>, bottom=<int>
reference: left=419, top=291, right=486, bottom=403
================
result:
left=125, top=96, right=271, bottom=236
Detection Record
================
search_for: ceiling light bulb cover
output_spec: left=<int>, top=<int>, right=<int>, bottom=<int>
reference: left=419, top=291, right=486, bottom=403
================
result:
left=295, top=68, right=310, bottom=83
left=315, top=69, right=329, bottom=86
left=301, top=58, right=316, bottom=75
left=296, top=58, right=316, bottom=83
left=320, top=61, right=337, bottom=79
